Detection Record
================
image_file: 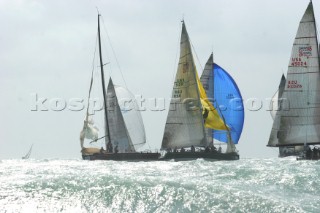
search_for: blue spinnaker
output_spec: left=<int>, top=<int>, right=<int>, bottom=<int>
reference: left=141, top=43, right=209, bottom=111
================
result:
left=212, top=63, right=244, bottom=144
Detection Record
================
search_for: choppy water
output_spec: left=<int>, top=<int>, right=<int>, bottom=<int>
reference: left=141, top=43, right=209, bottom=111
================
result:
left=0, top=158, right=320, bottom=213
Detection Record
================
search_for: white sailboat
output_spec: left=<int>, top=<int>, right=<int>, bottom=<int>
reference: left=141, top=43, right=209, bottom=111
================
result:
left=160, top=21, right=239, bottom=161
left=80, top=14, right=159, bottom=161
left=22, top=144, right=33, bottom=160
left=267, top=1, right=320, bottom=160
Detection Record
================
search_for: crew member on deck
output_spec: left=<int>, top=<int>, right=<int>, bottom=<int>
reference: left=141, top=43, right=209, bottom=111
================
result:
left=205, top=146, right=210, bottom=152
left=114, top=145, right=119, bottom=154
left=212, top=146, right=217, bottom=152
left=180, top=147, right=185, bottom=152
left=203, top=108, right=209, bottom=123
left=100, top=147, right=104, bottom=154
left=306, top=147, right=312, bottom=159
left=191, top=145, right=195, bottom=153
left=107, top=141, right=113, bottom=153
left=174, top=146, right=178, bottom=152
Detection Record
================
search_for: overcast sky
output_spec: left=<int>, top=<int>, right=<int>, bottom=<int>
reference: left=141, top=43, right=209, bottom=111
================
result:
left=1, top=0, right=318, bottom=159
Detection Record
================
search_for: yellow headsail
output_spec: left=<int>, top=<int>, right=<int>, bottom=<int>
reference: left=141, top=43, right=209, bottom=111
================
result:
left=196, top=71, right=228, bottom=130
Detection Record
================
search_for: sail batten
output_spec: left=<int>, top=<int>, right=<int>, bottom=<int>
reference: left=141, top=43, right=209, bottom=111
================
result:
left=268, top=2, right=320, bottom=147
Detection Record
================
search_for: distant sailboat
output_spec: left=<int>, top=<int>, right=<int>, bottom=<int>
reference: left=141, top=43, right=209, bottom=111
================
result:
left=267, top=1, right=320, bottom=160
left=80, top=14, right=159, bottom=161
left=160, top=21, right=239, bottom=161
left=200, top=54, right=244, bottom=153
left=22, top=144, right=33, bottom=159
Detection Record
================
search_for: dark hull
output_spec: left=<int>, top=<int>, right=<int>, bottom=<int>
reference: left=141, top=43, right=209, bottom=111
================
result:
left=296, top=155, right=320, bottom=161
left=279, top=153, right=301, bottom=158
left=160, top=151, right=239, bottom=161
left=82, top=152, right=160, bottom=161
left=278, top=146, right=304, bottom=158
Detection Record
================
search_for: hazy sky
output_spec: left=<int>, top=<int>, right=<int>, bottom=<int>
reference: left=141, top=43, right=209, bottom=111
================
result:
left=1, top=0, right=318, bottom=159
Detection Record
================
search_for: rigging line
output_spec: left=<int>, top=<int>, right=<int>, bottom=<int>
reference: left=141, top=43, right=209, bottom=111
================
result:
left=89, top=135, right=106, bottom=143
left=86, top=32, right=99, bottom=115
left=99, top=31, right=112, bottom=77
left=190, top=39, right=203, bottom=74
left=171, top=22, right=181, bottom=84
left=100, top=16, right=128, bottom=89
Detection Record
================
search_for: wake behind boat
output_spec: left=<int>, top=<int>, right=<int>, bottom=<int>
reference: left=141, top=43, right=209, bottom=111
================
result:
left=160, top=21, right=241, bottom=161
left=267, top=1, right=320, bottom=160
left=80, top=14, right=159, bottom=161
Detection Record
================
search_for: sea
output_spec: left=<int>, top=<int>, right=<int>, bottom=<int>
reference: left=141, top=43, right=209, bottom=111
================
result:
left=0, top=158, right=319, bottom=213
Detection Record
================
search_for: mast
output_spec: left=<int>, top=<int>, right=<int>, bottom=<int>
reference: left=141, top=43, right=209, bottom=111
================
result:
left=97, top=14, right=111, bottom=146
left=211, top=53, right=215, bottom=146
left=201, top=53, right=214, bottom=146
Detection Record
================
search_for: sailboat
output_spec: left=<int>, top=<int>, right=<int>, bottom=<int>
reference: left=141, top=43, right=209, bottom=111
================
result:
left=22, top=144, right=33, bottom=159
left=270, top=75, right=305, bottom=157
left=160, top=21, right=239, bottom=161
left=200, top=54, right=244, bottom=154
left=267, top=1, right=320, bottom=160
left=80, top=14, right=160, bottom=161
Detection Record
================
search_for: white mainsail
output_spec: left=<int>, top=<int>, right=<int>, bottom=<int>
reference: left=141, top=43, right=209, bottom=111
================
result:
left=268, top=2, right=320, bottom=147
left=106, top=78, right=135, bottom=152
left=161, top=22, right=206, bottom=149
left=114, top=85, right=146, bottom=150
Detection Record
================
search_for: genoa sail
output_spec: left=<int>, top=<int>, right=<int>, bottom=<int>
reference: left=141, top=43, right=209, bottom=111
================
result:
left=200, top=54, right=244, bottom=144
left=114, top=85, right=146, bottom=150
left=106, top=78, right=135, bottom=152
left=270, top=75, right=305, bottom=156
left=270, top=74, right=286, bottom=120
left=268, top=2, right=320, bottom=147
left=161, top=21, right=226, bottom=149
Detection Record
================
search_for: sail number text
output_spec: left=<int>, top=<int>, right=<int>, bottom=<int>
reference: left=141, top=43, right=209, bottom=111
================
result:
left=175, top=79, right=185, bottom=87
left=287, top=80, right=302, bottom=88
left=291, top=57, right=307, bottom=67
left=173, top=89, right=182, bottom=98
